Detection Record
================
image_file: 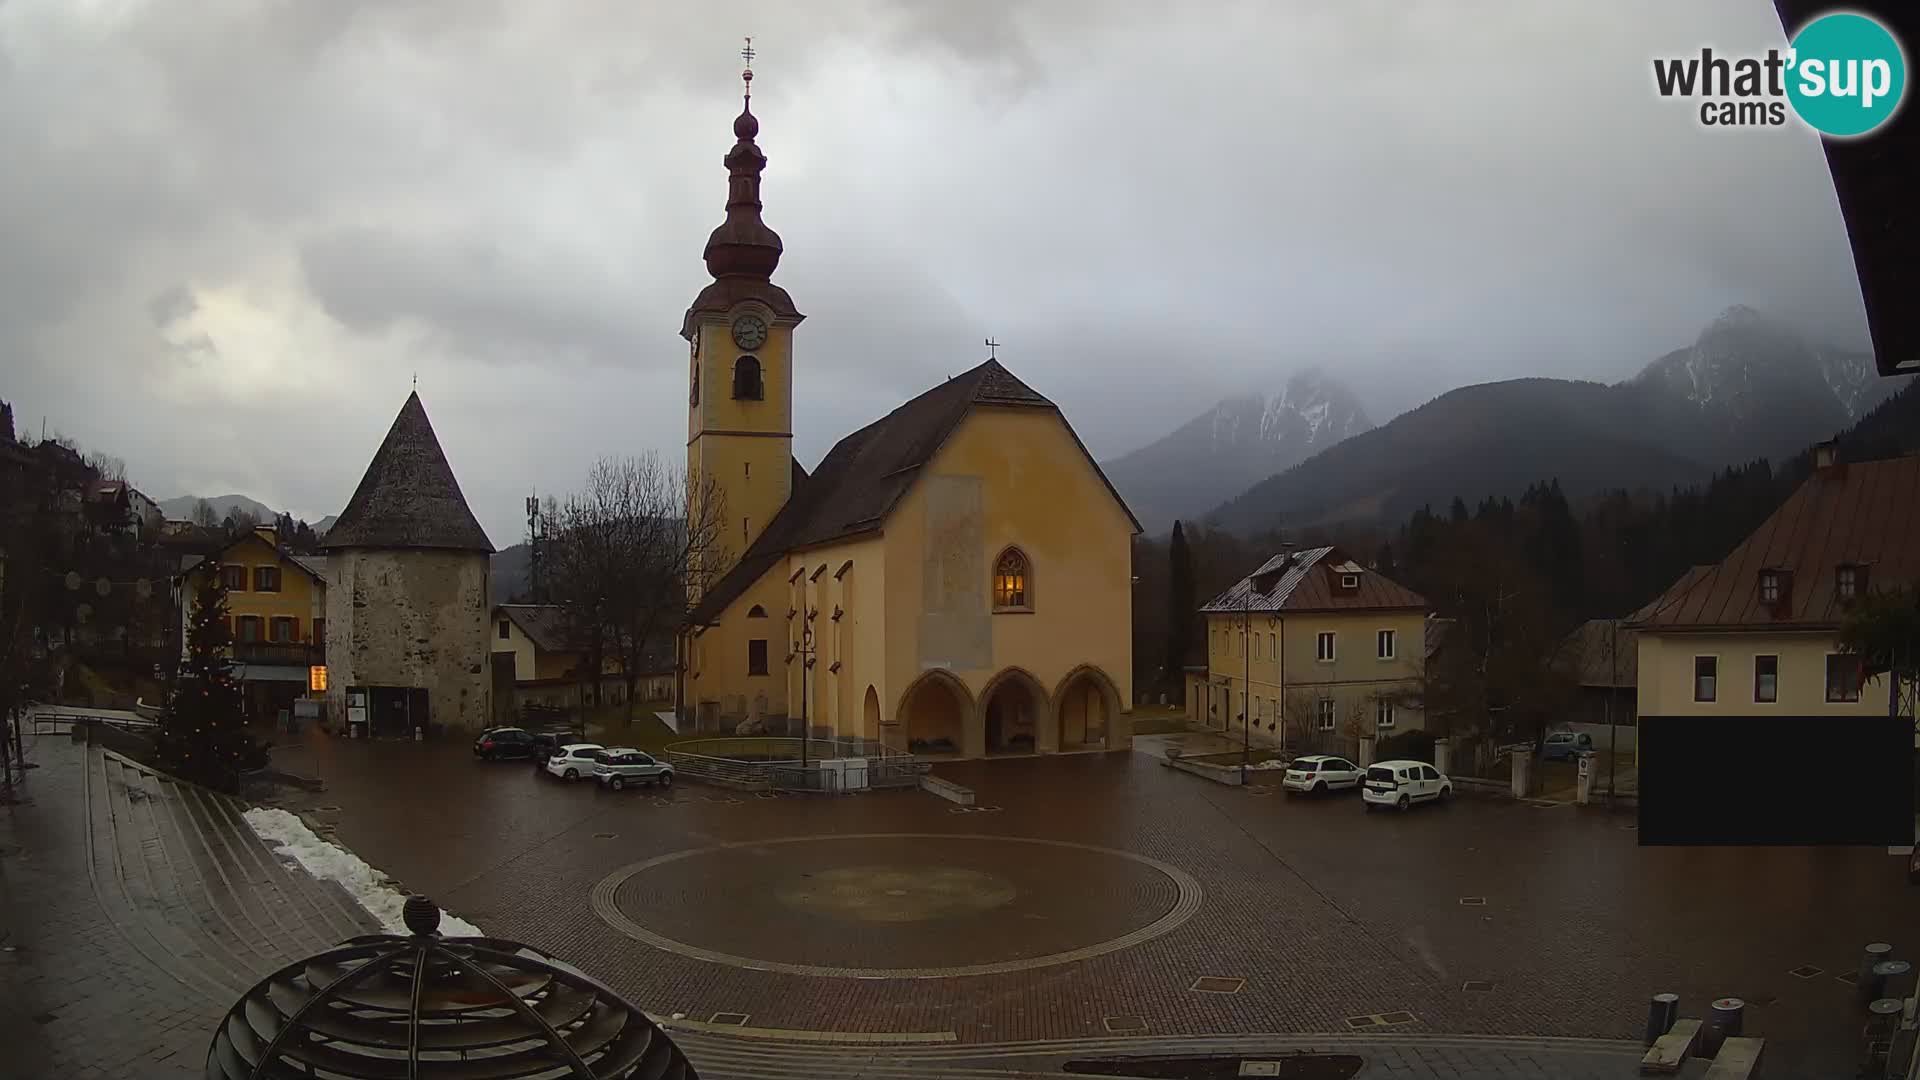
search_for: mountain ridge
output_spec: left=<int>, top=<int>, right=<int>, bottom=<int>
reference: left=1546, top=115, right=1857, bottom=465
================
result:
left=1205, top=308, right=1907, bottom=537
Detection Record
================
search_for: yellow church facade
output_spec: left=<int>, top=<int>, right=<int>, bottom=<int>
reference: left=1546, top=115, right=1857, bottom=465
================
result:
left=675, top=72, right=1138, bottom=758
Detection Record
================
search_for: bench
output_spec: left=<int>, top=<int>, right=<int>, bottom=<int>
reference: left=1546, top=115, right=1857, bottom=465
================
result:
left=1702, top=1036, right=1763, bottom=1079
left=1641, top=1017, right=1701, bottom=1074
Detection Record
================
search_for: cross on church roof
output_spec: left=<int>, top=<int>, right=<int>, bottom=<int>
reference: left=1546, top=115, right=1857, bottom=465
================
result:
left=985, top=337, right=1001, bottom=360
left=741, top=36, right=755, bottom=97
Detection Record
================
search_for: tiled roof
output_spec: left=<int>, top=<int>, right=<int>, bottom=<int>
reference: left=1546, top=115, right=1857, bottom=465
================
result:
left=1628, top=454, right=1920, bottom=631
left=1200, top=546, right=1428, bottom=614
left=1424, top=615, right=1456, bottom=661
left=1560, top=618, right=1638, bottom=688
left=688, top=358, right=1140, bottom=625
left=323, top=392, right=494, bottom=553
left=177, top=539, right=326, bottom=583
left=497, top=604, right=577, bottom=654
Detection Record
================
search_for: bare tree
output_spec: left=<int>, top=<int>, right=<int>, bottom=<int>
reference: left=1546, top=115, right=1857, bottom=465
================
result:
left=191, top=498, right=220, bottom=528
left=544, top=455, right=728, bottom=723
left=83, top=452, right=127, bottom=483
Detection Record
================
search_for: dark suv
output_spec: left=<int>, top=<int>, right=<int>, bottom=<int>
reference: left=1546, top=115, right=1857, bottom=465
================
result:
left=474, top=727, right=537, bottom=760
left=530, top=728, right=587, bottom=765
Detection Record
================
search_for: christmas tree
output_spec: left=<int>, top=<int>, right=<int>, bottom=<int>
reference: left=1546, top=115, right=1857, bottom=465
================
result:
left=155, top=562, right=257, bottom=791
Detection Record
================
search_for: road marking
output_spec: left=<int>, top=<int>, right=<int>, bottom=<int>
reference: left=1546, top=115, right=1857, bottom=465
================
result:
left=1102, top=1015, right=1147, bottom=1033
left=1789, top=965, right=1822, bottom=979
left=1461, top=980, right=1495, bottom=992
left=649, top=1014, right=956, bottom=1042
left=709, top=1012, right=751, bottom=1026
left=1457, top=896, right=1486, bottom=906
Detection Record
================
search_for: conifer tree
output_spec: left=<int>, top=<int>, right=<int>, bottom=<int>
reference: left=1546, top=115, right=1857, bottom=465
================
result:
left=155, top=563, right=255, bottom=791
left=1164, top=521, right=1195, bottom=698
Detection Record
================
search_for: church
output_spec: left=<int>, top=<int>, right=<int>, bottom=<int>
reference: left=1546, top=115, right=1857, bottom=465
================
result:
left=676, top=64, right=1140, bottom=759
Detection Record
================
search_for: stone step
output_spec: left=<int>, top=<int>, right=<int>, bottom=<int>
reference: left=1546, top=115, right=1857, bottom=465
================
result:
left=114, top=759, right=291, bottom=984
left=84, top=753, right=236, bottom=1007
left=192, top=784, right=379, bottom=944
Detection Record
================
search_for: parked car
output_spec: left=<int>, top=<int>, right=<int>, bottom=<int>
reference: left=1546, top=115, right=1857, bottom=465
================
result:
left=543, top=743, right=605, bottom=781
left=594, top=748, right=675, bottom=791
left=1362, top=759, right=1451, bottom=812
left=473, top=727, right=538, bottom=761
left=1281, top=755, right=1363, bottom=795
left=1540, top=731, right=1594, bottom=761
left=529, top=727, right=586, bottom=765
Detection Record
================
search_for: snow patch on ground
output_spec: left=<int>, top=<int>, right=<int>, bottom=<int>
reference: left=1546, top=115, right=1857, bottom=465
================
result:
left=243, top=807, right=485, bottom=937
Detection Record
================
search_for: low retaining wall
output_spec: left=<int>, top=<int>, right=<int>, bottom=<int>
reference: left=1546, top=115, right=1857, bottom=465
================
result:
left=920, top=776, right=975, bottom=805
left=1162, top=754, right=1246, bottom=786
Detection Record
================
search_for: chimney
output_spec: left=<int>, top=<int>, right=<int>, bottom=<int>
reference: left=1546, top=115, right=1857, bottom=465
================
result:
left=1813, top=439, right=1838, bottom=470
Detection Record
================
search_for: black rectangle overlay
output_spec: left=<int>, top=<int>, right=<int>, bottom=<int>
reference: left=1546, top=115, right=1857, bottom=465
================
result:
left=1639, top=715, right=1914, bottom=845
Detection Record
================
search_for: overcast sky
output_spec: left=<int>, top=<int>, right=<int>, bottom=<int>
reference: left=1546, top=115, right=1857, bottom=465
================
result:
left=1, top=0, right=1869, bottom=546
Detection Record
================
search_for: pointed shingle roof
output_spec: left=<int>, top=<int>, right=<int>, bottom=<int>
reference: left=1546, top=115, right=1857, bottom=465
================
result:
left=323, top=392, right=494, bottom=553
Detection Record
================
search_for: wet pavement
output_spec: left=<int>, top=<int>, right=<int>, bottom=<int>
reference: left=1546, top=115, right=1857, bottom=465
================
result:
left=251, top=724, right=1918, bottom=1078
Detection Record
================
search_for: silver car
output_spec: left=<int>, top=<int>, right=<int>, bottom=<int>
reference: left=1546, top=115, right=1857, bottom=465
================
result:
left=594, top=747, right=675, bottom=791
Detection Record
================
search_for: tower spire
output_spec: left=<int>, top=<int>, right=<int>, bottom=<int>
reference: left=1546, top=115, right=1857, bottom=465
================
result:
left=703, top=37, right=782, bottom=282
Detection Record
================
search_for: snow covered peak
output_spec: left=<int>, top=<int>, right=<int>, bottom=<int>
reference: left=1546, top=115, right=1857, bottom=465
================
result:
left=1203, top=368, right=1372, bottom=455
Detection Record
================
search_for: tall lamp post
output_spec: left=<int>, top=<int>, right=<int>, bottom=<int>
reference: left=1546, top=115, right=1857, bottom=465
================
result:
left=796, top=612, right=816, bottom=776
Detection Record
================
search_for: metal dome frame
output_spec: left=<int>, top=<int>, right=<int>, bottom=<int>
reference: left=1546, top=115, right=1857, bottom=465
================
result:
left=206, top=896, right=697, bottom=1079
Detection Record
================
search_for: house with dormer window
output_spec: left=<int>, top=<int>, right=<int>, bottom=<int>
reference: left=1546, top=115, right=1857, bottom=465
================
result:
left=1627, top=442, right=1917, bottom=733
left=1191, top=546, right=1431, bottom=758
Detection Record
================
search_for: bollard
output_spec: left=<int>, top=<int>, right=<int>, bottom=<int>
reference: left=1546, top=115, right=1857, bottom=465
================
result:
left=1701, top=997, right=1744, bottom=1057
left=1862, top=998, right=1903, bottom=1074
left=1511, top=751, right=1533, bottom=799
left=1858, top=942, right=1894, bottom=1001
left=1872, top=959, right=1912, bottom=1000
left=1645, top=992, right=1680, bottom=1046
left=414, top=726, right=424, bottom=743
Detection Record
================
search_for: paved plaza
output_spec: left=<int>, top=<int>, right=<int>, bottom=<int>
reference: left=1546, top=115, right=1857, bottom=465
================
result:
left=3, top=726, right=1914, bottom=1078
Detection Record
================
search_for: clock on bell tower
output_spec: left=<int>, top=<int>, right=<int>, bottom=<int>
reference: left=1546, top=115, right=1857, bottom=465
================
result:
left=683, top=53, right=803, bottom=565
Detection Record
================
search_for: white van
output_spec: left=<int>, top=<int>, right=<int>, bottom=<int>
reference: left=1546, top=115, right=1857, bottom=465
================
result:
left=1361, top=758, right=1451, bottom=812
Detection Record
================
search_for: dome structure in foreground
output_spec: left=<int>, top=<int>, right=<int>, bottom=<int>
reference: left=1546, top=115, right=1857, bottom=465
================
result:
left=206, top=896, right=696, bottom=1079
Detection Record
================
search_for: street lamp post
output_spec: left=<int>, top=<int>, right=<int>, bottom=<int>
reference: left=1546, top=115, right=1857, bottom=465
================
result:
left=797, top=614, right=816, bottom=778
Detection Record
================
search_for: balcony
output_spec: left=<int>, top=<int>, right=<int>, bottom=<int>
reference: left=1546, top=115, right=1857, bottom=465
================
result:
left=231, top=641, right=323, bottom=667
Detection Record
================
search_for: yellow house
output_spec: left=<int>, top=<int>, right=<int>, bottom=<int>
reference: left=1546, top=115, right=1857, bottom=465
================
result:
left=489, top=603, right=674, bottom=725
left=1628, top=447, right=1918, bottom=746
left=1192, top=547, right=1430, bottom=757
left=176, top=526, right=326, bottom=723
left=676, top=83, right=1140, bottom=757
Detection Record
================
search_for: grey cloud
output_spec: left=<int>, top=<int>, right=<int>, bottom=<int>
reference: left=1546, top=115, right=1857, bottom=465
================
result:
left=0, top=0, right=1876, bottom=547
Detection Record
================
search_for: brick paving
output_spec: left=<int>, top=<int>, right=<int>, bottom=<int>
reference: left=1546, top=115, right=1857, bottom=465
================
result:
left=0, top=734, right=379, bottom=1078
left=263, top=726, right=1913, bottom=1078
left=5, top=723, right=1908, bottom=1078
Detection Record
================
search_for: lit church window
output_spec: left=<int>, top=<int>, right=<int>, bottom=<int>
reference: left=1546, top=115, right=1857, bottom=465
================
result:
left=993, top=548, right=1030, bottom=610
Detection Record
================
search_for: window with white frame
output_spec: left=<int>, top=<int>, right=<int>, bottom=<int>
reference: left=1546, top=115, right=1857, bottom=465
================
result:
left=1376, top=629, right=1395, bottom=660
left=1315, top=698, right=1337, bottom=730
left=1316, top=631, right=1336, bottom=662
left=1375, top=698, right=1395, bottom=728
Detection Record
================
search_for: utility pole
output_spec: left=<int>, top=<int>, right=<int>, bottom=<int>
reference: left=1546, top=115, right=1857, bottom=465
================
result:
left=1606, top=620, right=1618, bottom=801
left=1241, top=591, right=1252, bottom=784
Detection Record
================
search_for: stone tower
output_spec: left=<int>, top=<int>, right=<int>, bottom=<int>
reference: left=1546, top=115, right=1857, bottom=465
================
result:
left=683, top=59, right=804, bottom=580
left=321, top=392, right=495, bottom=734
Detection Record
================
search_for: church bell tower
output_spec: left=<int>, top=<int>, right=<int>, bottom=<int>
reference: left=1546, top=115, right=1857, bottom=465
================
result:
left=684, top=39, right=804, bottom=570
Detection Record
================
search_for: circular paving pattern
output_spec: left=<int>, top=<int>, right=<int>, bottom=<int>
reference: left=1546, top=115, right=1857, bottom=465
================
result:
left=590, top=833, right=1204, bottom=979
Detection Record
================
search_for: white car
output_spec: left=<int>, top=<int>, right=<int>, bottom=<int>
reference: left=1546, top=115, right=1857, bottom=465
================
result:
left=1361, top=758, right=1451, bottom=812
left=544, top=743, right=605, bottom=781
left=1281, top=754, right=1363, bottom=795
left=594, top=747, right=675, bottom=791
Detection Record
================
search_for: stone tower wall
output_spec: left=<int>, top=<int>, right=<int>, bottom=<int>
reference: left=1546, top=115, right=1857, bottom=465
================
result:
left=323, top=548, right=491, bottom=732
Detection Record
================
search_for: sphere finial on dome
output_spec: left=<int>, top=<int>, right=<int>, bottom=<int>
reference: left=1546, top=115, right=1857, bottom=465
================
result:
left=402, top=894, right=441, bottom=936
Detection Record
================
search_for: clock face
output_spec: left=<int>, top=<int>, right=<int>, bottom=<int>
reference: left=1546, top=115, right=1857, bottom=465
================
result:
left=731, top=314, right=769, bottom=350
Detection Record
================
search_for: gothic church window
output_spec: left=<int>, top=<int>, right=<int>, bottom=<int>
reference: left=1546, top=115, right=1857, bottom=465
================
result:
left=993, top=547, right=1030, bottom=611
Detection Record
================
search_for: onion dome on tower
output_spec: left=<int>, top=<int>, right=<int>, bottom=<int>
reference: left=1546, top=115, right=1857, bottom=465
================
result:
left=683, top=39, right=804, bottom=338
